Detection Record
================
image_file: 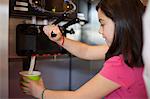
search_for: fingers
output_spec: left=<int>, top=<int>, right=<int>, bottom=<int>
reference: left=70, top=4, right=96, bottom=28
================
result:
left=21, top=85, right=30, bottom=92
left=20, top=84, right=31, bottom=95
left=21, top=77, right=33, bottom=88
left=43, top=25, right=61, bottom=38
left=43, top=25, right=55, bottom=36
left=21, top=81, right=30, bottom=88
left=43, top=24, right=63, bottom=43
left=25, top=92, right=32, bottom=95
left=23, top=89, right=31, bottom=95
left=20, top=79, right=33, bottom=96
left=22, top=77, right=30, bottom=83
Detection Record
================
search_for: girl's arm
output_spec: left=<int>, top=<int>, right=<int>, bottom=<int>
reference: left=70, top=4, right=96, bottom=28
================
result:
left=42, top=74, right=120, bottom=99
left=43, top=25, right=109, bottom=60
left=22, top=74, right=120, bottom=99
left=57, top=37, right=108, bottom=60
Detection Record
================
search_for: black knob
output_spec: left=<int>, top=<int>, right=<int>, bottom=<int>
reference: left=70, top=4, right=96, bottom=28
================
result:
left=51, top=32, right=57, bottom=37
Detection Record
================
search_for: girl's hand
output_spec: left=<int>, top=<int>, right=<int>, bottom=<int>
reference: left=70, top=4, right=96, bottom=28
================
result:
left=43, top=25, right=63, bottom=44
left=20, top=77, right=45, bottom=99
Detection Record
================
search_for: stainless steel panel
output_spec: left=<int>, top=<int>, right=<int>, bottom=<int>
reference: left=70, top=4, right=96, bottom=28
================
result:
left=0, top=0, right=9, bottom=98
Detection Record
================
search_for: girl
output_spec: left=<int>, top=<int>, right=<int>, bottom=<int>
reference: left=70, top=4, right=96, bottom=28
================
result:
left=21, top=0, right=148, bottom=98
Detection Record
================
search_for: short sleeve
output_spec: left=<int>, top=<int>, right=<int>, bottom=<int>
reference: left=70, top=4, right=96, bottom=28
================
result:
left=99, top=56, right=134, bottom=88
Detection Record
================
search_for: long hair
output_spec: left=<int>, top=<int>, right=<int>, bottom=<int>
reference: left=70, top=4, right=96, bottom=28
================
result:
left=96, top=0, right=145, bottom=67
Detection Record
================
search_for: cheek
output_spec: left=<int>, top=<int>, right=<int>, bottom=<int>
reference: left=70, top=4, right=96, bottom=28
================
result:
left=103, top=25, right=114, bottom=43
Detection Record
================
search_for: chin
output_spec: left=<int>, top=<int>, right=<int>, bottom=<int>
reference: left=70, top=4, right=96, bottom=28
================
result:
left=107, top=44, right=111, bottom=47
left=105, top=40, right=110, bottom=46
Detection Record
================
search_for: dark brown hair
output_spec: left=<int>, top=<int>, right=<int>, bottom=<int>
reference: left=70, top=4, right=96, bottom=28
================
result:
left=96, top=0, right=145, bottom=67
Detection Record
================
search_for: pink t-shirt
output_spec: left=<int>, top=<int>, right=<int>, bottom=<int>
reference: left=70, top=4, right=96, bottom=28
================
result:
left=99, top=55, right=147, bottom=99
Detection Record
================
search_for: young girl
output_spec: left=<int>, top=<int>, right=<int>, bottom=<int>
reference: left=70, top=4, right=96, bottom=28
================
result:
left=21, top=0, right=148, bottom=98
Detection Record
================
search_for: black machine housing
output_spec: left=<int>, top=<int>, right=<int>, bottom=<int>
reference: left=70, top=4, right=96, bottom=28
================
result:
left=16, top=17, right=81, bottom=56
left=16, top=24, right=66, bottom=56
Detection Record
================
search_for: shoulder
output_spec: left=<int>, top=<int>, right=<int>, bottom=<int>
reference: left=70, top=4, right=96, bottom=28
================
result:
left=99, top=55, right=134, bottom=87
left=104, top=55, right=125, bottom=67
left=100, top=55, right=126, bottom=74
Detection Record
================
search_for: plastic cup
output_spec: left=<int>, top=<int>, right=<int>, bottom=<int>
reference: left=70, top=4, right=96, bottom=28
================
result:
left=19, top=71, right=41, bottom=81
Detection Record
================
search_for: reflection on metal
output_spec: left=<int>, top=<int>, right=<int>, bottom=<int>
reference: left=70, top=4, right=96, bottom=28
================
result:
left=29, top=0, right=76, bottom=14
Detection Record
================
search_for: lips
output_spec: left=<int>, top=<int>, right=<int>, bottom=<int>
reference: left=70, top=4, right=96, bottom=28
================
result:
left=102, top=36, right=106, bottom=40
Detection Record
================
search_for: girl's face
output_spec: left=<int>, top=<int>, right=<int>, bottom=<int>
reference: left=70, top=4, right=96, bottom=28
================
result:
left=98, top=8, right=115, bottom=46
